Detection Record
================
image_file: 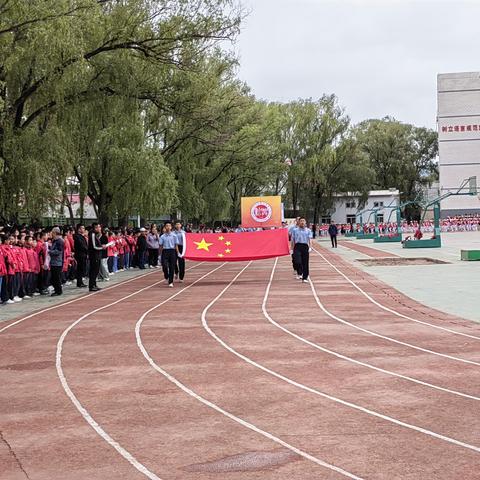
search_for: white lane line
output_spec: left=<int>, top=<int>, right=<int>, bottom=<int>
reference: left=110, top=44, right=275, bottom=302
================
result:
left=56, top=262, right=209, bottom=479
left=263, top=259, right=480, bottom=402
left=0, top=268, right=162, bottom=334
left=308, top=269, right=480, bottom=367
left=313, top=247, right=480, bottom=341
left=136, top=261, right=363, bottom=480
left=201, top=261, right=480, bottom=455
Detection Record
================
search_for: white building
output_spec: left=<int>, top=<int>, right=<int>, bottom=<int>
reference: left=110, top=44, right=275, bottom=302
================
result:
left=327, top=189, right=400, bottom=224
left=438, top=72, right=480, bottom=217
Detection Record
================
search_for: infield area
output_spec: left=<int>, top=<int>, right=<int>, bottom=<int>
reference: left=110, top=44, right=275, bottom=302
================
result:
left=1, top=244, right=480, bottom=480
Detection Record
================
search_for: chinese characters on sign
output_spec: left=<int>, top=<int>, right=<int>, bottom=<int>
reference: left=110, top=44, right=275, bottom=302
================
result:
left=441, top=125, right=480, bottom=133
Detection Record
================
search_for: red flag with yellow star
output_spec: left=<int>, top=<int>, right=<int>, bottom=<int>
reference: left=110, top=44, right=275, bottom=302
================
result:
left=181, top=229, right=289, bottom=262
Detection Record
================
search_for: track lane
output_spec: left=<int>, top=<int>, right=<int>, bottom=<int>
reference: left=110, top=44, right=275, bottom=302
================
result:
left=197, top=259, right=480, bottom=479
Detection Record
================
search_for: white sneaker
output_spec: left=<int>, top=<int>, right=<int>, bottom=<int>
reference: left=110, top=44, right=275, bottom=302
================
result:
left=168, top=283, right=174, bottom=288
left=302, top=279, right=309, bottom=283
left=6, top=299, right=14, bottom=304
left=13, top=296, right=22, bottom=302
left=23, top=295, right=31, bottom=299
left=33, top=292, right=40, bottom=296
left=66, top=281, right=72, bottom=286
left=296, top=275, right=302, bottom=280
left=179, top=279, right=184, bottom=283
left=48, top=286, right=54, bottom=293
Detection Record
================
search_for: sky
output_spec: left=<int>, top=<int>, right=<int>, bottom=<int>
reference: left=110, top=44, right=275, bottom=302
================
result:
left=236, top=0, right=480, bottom=129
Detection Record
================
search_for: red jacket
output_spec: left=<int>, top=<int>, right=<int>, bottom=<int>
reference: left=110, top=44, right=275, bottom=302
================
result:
left=4, top=245, right=17, bottom=275
left=26, top=247, right=40, bottom=274
left=0, top=247, right=7, bottom=276
left=18, top=247, right=30, bottom=273
left=63, top=238, right=72, bottom=272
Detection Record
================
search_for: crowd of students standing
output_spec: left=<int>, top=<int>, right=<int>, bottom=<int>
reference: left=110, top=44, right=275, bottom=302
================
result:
left=0, top=221, right=186, bottom=306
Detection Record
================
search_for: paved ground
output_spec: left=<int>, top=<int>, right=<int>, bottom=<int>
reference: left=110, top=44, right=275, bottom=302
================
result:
left=1, top=248, right=480, bottom=479
left=330, top=231, right=480, bottom=323
left=0, top=268, right=158, bottom=325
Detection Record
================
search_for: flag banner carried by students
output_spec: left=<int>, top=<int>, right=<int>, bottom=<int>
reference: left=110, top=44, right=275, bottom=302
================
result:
left=180, top=229, right=290, bottom=262
left=241, top=196, right=283, bottom=228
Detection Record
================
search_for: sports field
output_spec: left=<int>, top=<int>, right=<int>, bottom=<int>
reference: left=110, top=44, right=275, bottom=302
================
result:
left=1, top=244, right=479, bottom=479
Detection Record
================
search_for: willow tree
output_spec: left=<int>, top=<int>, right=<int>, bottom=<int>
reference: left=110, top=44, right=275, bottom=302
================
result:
left=0, top=0, right=241, bottom=222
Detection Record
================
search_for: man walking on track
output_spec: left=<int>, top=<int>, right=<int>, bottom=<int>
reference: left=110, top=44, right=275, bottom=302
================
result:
left=160, top=222, right=178, bottom=287
left=174, top=221, right=185, bottom=283
left=290, top=217, right=313, bottom=283
left=73, top=224, right=88, bottom=288
left=328, top=221, right=338, bottom=248
left=88, top=223, right=104, bottom=292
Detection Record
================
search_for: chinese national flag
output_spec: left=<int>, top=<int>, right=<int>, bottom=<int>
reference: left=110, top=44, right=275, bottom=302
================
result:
left=182, top=229, right=290, bottom=262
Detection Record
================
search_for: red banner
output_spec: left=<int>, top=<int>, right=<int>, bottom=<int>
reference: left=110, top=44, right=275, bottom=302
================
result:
left=182, top=229, right=290, bottom=262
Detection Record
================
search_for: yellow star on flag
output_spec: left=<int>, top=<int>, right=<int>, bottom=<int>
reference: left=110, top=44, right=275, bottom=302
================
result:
left=225, top=241, right=232, bottom=246
left=218, top=236, right=225, bottom=241
left=194, top=238, right=214, bottom=252
left=225, top=249, right=232, bottom=254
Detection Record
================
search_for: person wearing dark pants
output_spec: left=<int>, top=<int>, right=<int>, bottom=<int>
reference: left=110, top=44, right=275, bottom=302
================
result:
left=49, top=227, right=65, bottom=296
left=174, top=222, right=185, bottom=282
left=88, top=223, right=104, bottom=292
left=328, top=221, right=338, bottom=248
left=290, top=217, right=313, bottom=283
left=136, top=228, right=148, bottom=269
left=159, top=222, right=179, bottom=287
left=73, top=224, right=88, bottom=288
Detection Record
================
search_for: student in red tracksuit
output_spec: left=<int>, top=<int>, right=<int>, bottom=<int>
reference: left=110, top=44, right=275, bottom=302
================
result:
left=4, top=236, right=20, bottom=303
left=18, top=242, right=31, bottom=299
left=0, top=238, right=7, bottom=304
left=63, top=233, right=73, bottom=284
left=25, top=237, right=40, bottom=296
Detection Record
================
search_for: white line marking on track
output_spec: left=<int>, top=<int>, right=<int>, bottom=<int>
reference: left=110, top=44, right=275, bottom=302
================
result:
left=0, top=267, right=167, bottom=334
left=308, top=267, right=480, bottom=367
left=56, top=262, right=207, bottom=479
left=136, top=261, right=364, bottom=480
left=313, top=247, right=480, bottom=340
left=263, top=258, right=480, bottom=402
left=201, top=261, right=480, bottom=455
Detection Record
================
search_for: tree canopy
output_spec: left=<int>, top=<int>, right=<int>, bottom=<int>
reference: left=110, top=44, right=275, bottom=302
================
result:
left=0, top=0, right=438, bottom=225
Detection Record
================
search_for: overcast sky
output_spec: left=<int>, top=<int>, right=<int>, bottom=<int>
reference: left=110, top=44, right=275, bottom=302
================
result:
left=236, top=0, right=480, bottom=129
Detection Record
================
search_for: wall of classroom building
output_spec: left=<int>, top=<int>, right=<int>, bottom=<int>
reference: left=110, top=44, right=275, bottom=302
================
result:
left=438, top=72, right=480, bottom=217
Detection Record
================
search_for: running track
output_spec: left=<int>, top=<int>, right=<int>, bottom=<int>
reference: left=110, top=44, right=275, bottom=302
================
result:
left=1, top=246, right=480, bottom=480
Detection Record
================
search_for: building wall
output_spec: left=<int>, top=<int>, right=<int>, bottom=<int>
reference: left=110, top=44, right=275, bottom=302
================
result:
left=329, top=191, right=400, bottom=224
left=438, top=72, right=480, bottom=217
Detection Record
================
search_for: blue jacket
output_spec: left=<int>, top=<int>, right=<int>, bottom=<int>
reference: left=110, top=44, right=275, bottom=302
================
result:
left=49, top=237, right=64, bottom=267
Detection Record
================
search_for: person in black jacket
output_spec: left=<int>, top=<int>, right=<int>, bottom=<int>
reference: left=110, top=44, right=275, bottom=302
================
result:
left=328, top=221, right=338, bottom=248
left=136, top=228, right=148, bottom=269
left=88, top=223, right=105, bottom=292
left=73, top=224, right=88, bottom=288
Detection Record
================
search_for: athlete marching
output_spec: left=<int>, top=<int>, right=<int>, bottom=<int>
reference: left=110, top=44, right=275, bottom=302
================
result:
left=290, top=217, right=313, bottom=283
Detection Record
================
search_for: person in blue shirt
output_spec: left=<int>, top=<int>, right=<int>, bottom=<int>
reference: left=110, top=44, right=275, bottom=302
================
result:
left=290, top=217, right=313, bottom=283
left=159, top=222, right=179, bottom=287
left=174, top=221, right=185, bottom=283
left=288, top=217, right=300, bottom=275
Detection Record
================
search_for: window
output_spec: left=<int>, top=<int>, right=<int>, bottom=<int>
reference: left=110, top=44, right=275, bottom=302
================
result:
left=346, top=215, right=356, bottom=224
left=377, top=214, right=384, bottom=223
left=345, top=200, right=356, bottom=209
left=321, top=216, right=331, bottom=224
left=373, top=201, right=384, bottom=208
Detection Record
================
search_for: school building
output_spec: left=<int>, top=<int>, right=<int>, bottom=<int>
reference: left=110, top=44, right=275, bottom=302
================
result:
left=325, top=189, right=400, bottom=224
left=438, top=72, right=480, bottom=217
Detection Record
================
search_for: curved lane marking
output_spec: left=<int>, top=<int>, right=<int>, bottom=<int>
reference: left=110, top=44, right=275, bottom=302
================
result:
left=263, top=258, right=480, bottom=402
left=56, top=262, right=211, bottom=479
left=313, top=247, right=480, bottom=341
left=136, top=262, right=363, bottom=480
left=200, top=261, right=480, bottom=455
